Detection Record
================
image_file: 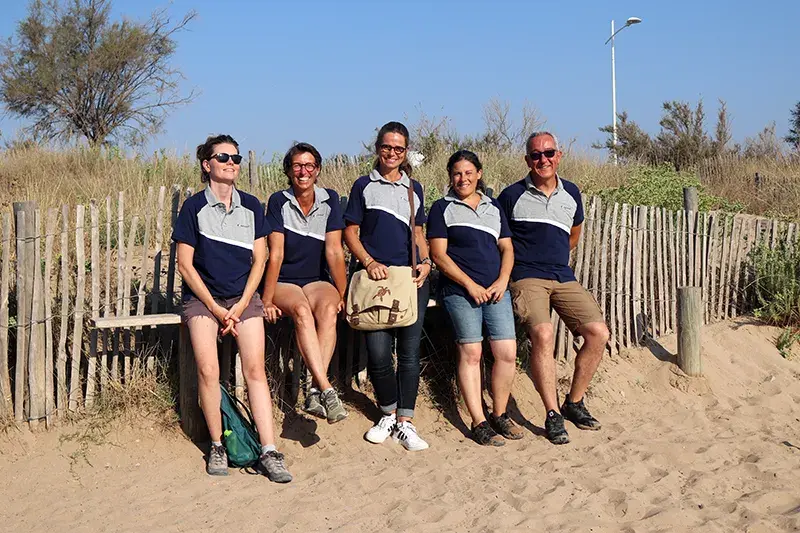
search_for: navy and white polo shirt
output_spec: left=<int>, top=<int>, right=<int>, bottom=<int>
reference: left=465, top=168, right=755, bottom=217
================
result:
left=427, top=191, right=512, bottom=297
left=497, top=175, right=584, bottom=282
left=266, top=186, right=345, bottom=286
left=172, top=186, right=270, bottom=301
left=344, top=169, right=426, bottom=267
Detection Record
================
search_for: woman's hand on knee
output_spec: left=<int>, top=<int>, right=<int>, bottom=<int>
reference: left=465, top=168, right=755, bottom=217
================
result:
left=261, top=298, right=282, bottom=323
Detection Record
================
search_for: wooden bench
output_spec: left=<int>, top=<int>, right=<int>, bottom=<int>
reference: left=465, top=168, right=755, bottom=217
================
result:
left=91, top=314, right=182, bottom=329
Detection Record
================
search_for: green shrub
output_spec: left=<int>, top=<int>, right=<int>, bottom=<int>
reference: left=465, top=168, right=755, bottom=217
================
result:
left=749, top=242, right=800, bottom=326
left=595, top=164, right=744, bottom=212
left=776, top=327, right=800, bottom=359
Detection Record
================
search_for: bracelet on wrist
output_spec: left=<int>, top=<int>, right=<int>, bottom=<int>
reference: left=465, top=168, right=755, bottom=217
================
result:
left=363, top=257, right=374, bottom=268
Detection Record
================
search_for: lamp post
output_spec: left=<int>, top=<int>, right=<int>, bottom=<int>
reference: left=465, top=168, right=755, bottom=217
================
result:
left=605, top=16, right=641, bottom=164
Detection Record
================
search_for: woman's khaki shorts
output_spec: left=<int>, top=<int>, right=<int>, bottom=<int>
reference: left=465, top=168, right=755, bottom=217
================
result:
left=509, top=278, right=604, bottom=333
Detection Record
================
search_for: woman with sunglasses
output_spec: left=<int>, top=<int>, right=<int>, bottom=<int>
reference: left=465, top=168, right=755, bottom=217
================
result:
left=343, top=121, right=432, bottom=451
left=262, top=142, right=348, bottom=424
left=173, top=134, right=292, bottom=482
left=427, top=150, right=523, bottom=446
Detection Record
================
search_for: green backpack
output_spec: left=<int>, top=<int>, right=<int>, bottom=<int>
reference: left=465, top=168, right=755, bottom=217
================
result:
left=220, top=384, right=262, bottom=468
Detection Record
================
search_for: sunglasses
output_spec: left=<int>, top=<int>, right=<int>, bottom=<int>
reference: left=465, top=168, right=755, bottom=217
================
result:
left=379, top=144, right=407, bottom=155
left=527, top=149, right=558, bottom=161
left=209, top=153, right=243, bottom=164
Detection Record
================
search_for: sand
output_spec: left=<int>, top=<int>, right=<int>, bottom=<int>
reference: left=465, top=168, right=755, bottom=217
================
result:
left=2, top=318, right=800, bottom=533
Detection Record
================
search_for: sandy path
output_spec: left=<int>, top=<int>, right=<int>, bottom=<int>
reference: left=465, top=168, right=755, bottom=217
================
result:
left=2, top=319, right=800, bottom=532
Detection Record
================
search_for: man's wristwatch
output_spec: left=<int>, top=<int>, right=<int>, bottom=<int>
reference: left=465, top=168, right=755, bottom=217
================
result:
left=420, top=257, right=433, bottom=267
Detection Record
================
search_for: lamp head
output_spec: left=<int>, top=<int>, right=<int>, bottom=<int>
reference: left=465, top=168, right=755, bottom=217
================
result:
left=626, top=17, right=642, bottom=26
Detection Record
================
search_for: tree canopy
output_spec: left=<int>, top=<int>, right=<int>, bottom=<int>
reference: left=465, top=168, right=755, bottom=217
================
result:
left=594, top=99, right=733, bottom=170
left=0, top=0, right=196, bottom=147
left=785, top=101, right=800, bottom=150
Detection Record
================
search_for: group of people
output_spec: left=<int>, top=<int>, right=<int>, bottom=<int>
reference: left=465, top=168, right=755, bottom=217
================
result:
left=172, top=122, right=610, bottom=483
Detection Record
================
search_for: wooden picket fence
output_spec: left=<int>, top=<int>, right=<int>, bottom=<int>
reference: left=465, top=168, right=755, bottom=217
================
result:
left=0, top=185, right=796, bottom=428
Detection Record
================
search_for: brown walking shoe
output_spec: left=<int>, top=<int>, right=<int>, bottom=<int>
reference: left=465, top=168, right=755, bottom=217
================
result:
left=489, top=412, right=525, bottom=440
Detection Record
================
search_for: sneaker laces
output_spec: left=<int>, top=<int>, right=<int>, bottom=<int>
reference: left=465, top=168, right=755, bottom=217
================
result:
left=210, top=445, right=226, bottom=464
left=396, top=421, right=419, bottom=440
left=376, top=414, right=396, bottom=431
left=567, top=398, right=593, bottom=419
left=322, top=388, right=341, bottom=405
left=263, top=450, right=286, bottom=467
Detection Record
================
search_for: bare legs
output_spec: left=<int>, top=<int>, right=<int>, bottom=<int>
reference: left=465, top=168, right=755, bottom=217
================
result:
left=525, top=321, right=609, bottom=411
left=272, top=281, right=340, bottom=390
left=187, top=315, right=276, bottom=445
left=456, top=339, right=517, bottom=426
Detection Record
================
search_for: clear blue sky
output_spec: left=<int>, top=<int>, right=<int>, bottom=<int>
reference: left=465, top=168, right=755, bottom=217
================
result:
left=0, top=0, right=798, bottom=159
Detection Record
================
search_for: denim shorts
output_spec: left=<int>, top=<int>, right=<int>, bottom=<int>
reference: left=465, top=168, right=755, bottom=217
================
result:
left=441, top=290, right=517, bottom=344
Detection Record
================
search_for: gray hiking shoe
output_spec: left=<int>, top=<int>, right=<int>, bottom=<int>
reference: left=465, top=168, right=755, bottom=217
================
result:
left=259, top=450, right=293, bottom=483
left=303, top=388, right=326, bottom=418
left=321, top=388, right=348, bottom=424
left=206, top=444, right=229, bottom=476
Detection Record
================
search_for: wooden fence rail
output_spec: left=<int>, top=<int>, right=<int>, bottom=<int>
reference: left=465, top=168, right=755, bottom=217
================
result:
left=0, top=188, right=796, bottom=427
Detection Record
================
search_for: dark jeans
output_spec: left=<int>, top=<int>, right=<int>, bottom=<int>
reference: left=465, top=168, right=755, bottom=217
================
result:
left=364, top=280, right=430, bottom=418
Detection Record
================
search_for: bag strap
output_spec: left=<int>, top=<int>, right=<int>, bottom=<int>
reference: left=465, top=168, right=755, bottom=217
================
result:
left=407, top=181, right=418, bottom=272
left=221, top=384, right=259, bottom=436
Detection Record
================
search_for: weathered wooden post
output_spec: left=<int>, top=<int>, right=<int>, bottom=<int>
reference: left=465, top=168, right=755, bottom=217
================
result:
left=13, top=201, right=44, bottom=423
left=178, top=324, right=207, bottom=441
left=0, top=215, right=11, bottom=416
left=677, top=286, right=702, bottom=376
left=683, top=187, right=699, bottom=286
left=683, top=187, right=699, bottom=213
left=248, top=150, right=257, bottom=189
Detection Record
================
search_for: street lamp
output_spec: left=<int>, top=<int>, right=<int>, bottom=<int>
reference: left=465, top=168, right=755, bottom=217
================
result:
left=605, top=16, right=641, bottom=164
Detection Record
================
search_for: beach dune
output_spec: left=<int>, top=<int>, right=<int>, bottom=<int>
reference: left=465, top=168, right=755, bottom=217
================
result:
left=1, top=318, right=799, bottom=533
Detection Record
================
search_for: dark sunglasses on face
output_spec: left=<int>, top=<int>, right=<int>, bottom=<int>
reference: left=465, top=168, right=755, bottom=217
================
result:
left=209, top=153, right=243, bottom=164
left=527, top=149, right=558, bottom=161
left=379, top=144, right=407, bottom=155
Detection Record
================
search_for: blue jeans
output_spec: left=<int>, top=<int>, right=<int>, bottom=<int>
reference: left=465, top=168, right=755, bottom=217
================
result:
left=442, top=290, right=516, bottom=344
left=364, top=280, right=430, bottom=418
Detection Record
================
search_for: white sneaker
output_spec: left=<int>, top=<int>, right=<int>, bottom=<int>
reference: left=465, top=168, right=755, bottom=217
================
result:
left=365, top=413, right=396, bottom=444
left=393, top=421, right=429, bottom=451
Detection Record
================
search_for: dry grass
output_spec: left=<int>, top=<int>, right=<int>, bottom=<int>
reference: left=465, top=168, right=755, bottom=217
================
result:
left=89, top=363, right=178, bottom=429
left=0, top=145, right=797, bottom=228
left=699, top=154, right=800, bottom=220
left=0, top=408, right=14, bottom=434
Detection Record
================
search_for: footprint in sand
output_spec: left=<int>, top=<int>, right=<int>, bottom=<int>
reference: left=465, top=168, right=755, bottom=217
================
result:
left=648, top=466, right=670, bottom=483
left=606, top=488, right=628, bottom=518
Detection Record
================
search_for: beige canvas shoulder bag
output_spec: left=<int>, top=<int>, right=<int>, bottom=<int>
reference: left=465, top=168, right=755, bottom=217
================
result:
left=345, top=182, right=418, bottom=330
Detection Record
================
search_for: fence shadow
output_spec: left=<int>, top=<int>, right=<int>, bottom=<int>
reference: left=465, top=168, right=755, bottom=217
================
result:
left=642, top=335, right=675, bottom=363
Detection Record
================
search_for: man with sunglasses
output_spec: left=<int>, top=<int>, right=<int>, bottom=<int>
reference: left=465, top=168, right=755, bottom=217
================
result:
left=498, top=131, right=609, bottom=445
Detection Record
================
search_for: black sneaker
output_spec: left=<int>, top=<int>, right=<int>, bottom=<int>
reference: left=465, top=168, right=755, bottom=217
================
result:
left=489, top=413, right=525, bottom=440
left=545, top=410, right=570, bottom=445
left=472, top=421, right=505, bottom=447
left=560, top=395, right=602, bottom=430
